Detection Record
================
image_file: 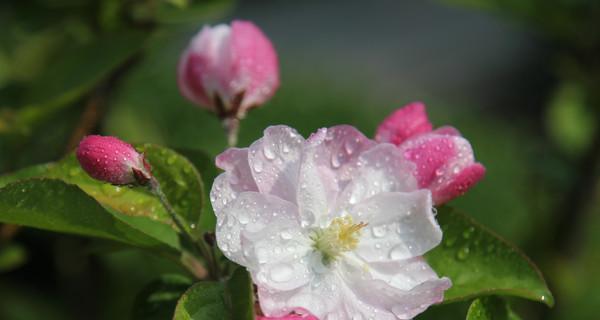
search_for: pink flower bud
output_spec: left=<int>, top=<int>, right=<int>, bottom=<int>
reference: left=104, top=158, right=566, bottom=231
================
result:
left=178, top=20, right=279, bottom=119
left=76, top=135, right=152, bottom=185
left=376, top=102, right=485, bottom=204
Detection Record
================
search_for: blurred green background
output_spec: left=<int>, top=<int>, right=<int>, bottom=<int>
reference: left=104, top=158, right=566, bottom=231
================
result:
left=0, top=0, right=599, bottom=319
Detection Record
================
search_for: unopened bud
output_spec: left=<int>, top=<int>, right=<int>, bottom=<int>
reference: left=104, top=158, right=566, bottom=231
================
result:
left=177, top=20, right=279, bottom=120
left=76, top=135, right=152, bottom=185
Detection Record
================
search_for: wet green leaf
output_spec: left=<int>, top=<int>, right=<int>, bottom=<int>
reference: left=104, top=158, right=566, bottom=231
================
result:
left=426, top=207, right=554, bottom=307
left=0, top=179, right=168, bottom=248
left=0, top=144, right=206, bottom=242
left=172, top=268, right=254, bottom=320
left=173, top=281, right=229, bottom=320
left=140, top=144, right=205, bottom=236
left=466, top=296, right=521, bottom=320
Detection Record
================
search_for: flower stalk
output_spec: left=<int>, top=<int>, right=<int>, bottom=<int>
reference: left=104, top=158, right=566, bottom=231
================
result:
left=149, top=177, right=220, bottom=280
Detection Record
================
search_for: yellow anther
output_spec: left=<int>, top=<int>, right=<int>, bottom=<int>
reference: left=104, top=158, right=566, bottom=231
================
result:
left=312, top=216, right=367, bottom=265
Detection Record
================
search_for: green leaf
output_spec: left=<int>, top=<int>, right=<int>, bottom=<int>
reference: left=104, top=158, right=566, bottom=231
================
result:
left=0, top=179, right=168, bottom=248
left=175, top=148, right=219, bottom=232
left=173, top=281, right=230, bottom=320
left=226, top=268, right=254, bottom=320
left=0, top=144, right=206, bottom=249
left=140, top=144, right=205, bottom=235
left=425, top=207, right=554, bottom=306
left=133, top=274, right=193, bottom=320
left=172, top=267, right=254, bottom=320
left=466, top=296, right=521, bottom=320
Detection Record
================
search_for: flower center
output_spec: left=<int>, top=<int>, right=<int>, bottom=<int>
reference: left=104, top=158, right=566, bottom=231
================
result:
left=311, top=216, right=368, bottom=265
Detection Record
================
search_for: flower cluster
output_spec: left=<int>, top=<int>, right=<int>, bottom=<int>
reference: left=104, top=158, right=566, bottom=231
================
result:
left=210, top=124, right=469, bottom=319
left=78, top=19, right=486, bottom=320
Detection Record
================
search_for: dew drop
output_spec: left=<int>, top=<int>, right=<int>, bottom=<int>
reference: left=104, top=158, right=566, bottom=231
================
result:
left=389, top=245, right=406, bottom=260
left=167, top=155, right=177, bottom=165
left=263, top=144, right=276, bottom=160
left=456, top=245, right=470, bottom=260
left=269, top=263, right=294, bottom=282
left=253, top=160, right=263, bottom=173
left=444, top=236, right=457, bottom=247
left=462, top=226, right=475, bottom=239
left=331, top=153, right=341, bottom=168
left=371, top=225, right=387, bottom=238
left=280, top=230, right=293, bottom=240
left=344, top=139, right=357, bottom=155
left=238, top=213, right=250, bottom=224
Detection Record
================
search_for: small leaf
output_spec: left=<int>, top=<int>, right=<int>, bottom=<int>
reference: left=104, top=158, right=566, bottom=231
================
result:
left=466, top=296, right=521, bottom=320
left=133, top=274, right=193, bottom=320
left=426, top=207, right=554, bottom=306
left=226, top=268, right=254, bottom=320
left=173, top=281, right=230, bottom=320
left=140, top=144, right=205, bottom=235
left=0, top=179, right=168, bottom=249
left=172, top=268, right=254, bottom=320
left=175, top=148, right=219, bottom=232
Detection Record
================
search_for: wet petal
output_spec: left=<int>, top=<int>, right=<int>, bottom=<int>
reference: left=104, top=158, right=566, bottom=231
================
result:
left=375, top=102, right=433, bottom=145
left=248, top=125, right=305, bottom=203
left=349, top=190, right=441, bottom=262
left=336, top=144, right=417, bottom=214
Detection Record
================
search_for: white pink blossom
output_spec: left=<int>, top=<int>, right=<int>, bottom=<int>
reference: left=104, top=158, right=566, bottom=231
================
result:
left=211, top=125, right=450, bottom=320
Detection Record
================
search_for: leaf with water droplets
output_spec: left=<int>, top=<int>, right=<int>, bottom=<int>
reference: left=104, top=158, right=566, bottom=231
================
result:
left=139, top=144, right=206, bottom=236
left=172, top=267, right=254, bottom=320
left=425, top=206, right=554, bottom=307
left=173, top=281, right=230, bottom=320
left=466, top=296, right=522, bottom=320
left=0, top=179, right=169, bottom=249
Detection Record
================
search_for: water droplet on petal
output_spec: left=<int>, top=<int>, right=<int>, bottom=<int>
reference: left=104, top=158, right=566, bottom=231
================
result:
left=263, top=144, right=276, bottom=160
left=269, top=263, right=294, bottom=282
left=371, top=225, right=387, bottom=238
left=253, top=160, right=263, bottom=173
left=389, top=245, right=406, bottom=260
left=331, top=153, right=341, bottom=168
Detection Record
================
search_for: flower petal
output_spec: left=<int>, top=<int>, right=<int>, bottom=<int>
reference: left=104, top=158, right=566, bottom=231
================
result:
left=432, top=162, right=486, bottom=204
left=348, top=190, right=441, bottom=262
left=297, top=126, right=375, bottom=227
left=230, top=20, right=280, bottom=112
left=375, top=102, right=433, bottom=146
left=215, top=191, right=300, bottom=266
left=335, top=143, right=417, bottom=215
left=399, top=132, right=485, bottom=204
left=248, top=126, right=305, bottom=203
left=178, top=24, right=233, bottom=110
left=340, top=258, right=451, bottom=320
left=211, top=148, right=258, bottom=217
left=258, top=271, right=343, bottom=319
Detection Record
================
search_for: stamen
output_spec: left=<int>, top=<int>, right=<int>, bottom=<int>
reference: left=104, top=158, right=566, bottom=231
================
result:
left=311, top=216, right=367, bottom=265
